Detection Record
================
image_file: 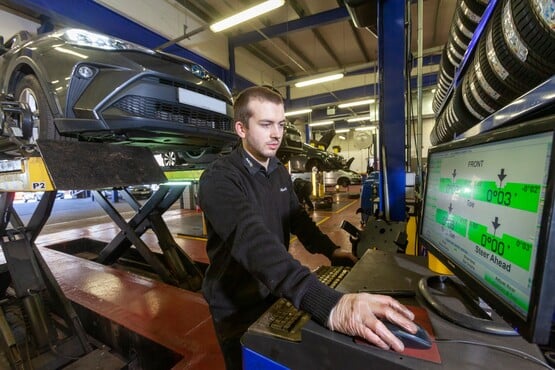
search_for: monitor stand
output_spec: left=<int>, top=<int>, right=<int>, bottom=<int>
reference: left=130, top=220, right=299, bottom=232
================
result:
left=418, top=275, right=519, bottom=336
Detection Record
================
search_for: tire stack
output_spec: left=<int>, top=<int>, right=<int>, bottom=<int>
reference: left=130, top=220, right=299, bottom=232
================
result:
left=430, top=0, right=555, bottom=145
left=432, top=0, right=490, bottom=115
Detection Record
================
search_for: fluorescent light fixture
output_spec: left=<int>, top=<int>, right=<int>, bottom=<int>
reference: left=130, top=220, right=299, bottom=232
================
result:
left=210, top=0, right=285, bottom=32
left=347, top=116, right=371, bottom=122
left=308, top=120, right=334, bottom=127
left=355, top=126, right=376, bottom=131
left=338, top=98, right=375, bottom=108
left=338, top=135, right=346, bottom=140
left=284, top=108, right=312, bottom=117
left=335, top=128, right=350, bottom=133
left=295, top=73, right=344, bottom=88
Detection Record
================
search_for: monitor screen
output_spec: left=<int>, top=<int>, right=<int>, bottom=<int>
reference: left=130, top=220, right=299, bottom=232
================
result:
left=419, top=116, right=555, bottom=344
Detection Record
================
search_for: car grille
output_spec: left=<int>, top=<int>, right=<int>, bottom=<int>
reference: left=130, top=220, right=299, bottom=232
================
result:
left=159, top=78, right=230, bottom=103
left=112, top=95, right=233, bottom=131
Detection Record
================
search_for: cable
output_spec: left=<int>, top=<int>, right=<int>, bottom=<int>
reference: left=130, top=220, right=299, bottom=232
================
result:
left=434, top=338, right=554, bottom=370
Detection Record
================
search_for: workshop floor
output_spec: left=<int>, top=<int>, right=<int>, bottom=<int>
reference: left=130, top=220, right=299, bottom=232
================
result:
left=33, top=185, right=364, bottom=369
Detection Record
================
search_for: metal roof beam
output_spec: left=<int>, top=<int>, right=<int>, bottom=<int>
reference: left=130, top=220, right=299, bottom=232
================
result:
left=229, top=7, right=350, bottom=47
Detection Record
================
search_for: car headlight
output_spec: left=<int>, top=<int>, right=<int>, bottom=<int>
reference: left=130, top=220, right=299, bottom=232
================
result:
left=59, top=28, right=154, bottom=53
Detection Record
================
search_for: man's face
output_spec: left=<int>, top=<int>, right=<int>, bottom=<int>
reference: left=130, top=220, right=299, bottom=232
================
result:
left=236, top=98, right=285, bottom=165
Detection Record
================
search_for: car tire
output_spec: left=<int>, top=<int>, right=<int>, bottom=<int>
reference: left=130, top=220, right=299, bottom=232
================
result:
left=338, top=178, right=350, bottom=187
left=14, top=75, right=59, bottom=141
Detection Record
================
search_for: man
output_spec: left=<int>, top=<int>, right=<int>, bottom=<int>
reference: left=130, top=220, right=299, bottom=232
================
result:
left=199, top=86, right=417, bottom=369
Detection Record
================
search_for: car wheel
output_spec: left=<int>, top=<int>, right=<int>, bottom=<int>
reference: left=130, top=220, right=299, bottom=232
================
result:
left=162, top=151, right=179, bottom=166
left=15, top=75, right=58, bottom=142
left=338, top=178, right=350, bottom=187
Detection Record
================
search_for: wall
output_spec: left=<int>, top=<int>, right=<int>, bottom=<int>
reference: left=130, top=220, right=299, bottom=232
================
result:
left=0, top=8, right=39, bottom=37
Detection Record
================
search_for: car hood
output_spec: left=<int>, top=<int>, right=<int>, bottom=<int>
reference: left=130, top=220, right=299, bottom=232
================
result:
left=345, top=157, right=354, bottom=169
left=312, top=129, right=335, bottom=150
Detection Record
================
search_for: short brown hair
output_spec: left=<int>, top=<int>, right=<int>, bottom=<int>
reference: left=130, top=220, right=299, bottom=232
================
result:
left=234, top=86, right=283, bottom=127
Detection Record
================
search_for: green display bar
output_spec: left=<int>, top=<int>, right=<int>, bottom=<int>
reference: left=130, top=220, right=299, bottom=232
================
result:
left=468, top=222, right=532, bottom=271
left=485, top=274, right=528, bottom=312
left=439, top=178, right=473, bottom=195
left=439, top=177, right=541, bottom=212
left=473, top=181, right=541, bottom=212
left=435, top=208, right=468, bottom=237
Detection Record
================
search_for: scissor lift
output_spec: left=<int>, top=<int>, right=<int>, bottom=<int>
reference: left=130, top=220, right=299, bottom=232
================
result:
left=90, top=171, right=204, bottom=291
left=0, top=136, right=208, bottom=368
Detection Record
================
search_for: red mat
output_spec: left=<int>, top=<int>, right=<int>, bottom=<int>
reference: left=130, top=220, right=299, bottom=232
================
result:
left=355, top=305, right=441, bottom=364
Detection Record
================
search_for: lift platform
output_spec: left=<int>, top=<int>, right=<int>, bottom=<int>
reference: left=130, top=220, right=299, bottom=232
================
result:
left=0, top=138, right=209, bottom=368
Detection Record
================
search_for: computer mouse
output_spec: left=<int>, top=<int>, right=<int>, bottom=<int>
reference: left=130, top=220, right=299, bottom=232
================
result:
left=382, top=321, right=432, bottom=349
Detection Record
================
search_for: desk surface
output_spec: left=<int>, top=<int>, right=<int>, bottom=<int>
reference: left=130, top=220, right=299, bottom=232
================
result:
left=243, top=249, right=547, bottom=370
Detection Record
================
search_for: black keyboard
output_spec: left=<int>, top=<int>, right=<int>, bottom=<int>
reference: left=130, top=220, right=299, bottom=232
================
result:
left=248, top=265, right=351, bottom=342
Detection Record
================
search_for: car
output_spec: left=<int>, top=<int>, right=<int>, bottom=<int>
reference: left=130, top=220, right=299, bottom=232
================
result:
left=323, top=169, right=362, bottom=187
left=276, top=122, right=304, bottom=163
left=0, top=28, right=235, bottom=164
left=286, top=129, right=350, bottom=172
left=127, top=185, right=153, bottom=199
left=292, top=169, right=361, bottom=188
left=22, top=190, right=65, bottom=202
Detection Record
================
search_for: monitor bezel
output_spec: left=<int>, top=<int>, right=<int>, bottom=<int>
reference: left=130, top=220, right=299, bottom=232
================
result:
left=419, top=116, right=555, bottom=344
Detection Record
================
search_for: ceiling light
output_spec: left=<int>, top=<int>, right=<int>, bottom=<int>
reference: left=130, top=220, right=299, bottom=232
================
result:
left=355, top=126, right=376, bottom=131
left=347, top=116, right=371, bottom=122
left=335, top=128, right=350, bottom=133
left=308, top=120, right=334, bottom=127
left=338, top=98, right=375, bottom=108
left=284, top=108, right=312, bottom=117
left=210, top=0, right=285, bottom=33
left=338, top=135, right=346, bottom=140
left=295, top=73, right=344, bottom=88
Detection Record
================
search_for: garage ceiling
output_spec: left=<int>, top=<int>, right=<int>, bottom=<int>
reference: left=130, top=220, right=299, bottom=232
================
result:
left=175, top=0, right=456, bottom=82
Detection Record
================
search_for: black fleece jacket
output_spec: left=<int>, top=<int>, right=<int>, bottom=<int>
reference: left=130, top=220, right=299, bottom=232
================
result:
left=198, top=147, right=343, bottom=326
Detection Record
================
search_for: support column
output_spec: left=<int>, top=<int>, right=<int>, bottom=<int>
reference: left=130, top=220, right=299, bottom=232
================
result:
left=378, top=0, right=406, bottom=221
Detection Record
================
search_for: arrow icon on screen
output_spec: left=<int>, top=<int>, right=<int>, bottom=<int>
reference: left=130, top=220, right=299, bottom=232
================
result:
left=492, top=217, right=501, bottom=236
left=498, top=169, right=507, bottom=186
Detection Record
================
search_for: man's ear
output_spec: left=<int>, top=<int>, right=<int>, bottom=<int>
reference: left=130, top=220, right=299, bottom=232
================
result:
left=235, top=121, right=247, bottom=138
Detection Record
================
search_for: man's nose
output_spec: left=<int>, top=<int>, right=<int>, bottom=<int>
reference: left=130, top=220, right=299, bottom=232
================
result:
left=270, top=124, right=283, bottom=138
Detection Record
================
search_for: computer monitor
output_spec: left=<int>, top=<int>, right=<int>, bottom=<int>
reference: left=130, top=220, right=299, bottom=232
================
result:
left=418, top=115, right=555, bottom=344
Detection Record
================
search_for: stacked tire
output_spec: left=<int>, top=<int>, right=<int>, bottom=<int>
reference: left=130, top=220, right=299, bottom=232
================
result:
left=431, top=0, right=555, bottom=145
left=432, top=0, right=490, bottom=115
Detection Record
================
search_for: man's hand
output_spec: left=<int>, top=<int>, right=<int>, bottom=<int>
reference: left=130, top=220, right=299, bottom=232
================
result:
left=330, top=248, right=358, bottom=266
left=327, top=293, right=417, bottom=352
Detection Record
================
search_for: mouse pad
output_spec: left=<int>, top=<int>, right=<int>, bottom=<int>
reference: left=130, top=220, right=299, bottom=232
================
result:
left=354, top=305, right=441, bottom=364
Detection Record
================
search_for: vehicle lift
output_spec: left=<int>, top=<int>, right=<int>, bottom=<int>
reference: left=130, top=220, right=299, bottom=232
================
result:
left=0, top=105, right=205, bottom=367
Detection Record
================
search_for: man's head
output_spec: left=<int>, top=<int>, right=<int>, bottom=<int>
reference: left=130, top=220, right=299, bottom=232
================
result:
left=234, top=86, right=286, bottom=167
left=234, top=86, right=283, bottom=127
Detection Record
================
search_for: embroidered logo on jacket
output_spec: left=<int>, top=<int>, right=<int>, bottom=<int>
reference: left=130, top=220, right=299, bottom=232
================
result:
left=280, top=187, right=287, bottom=192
